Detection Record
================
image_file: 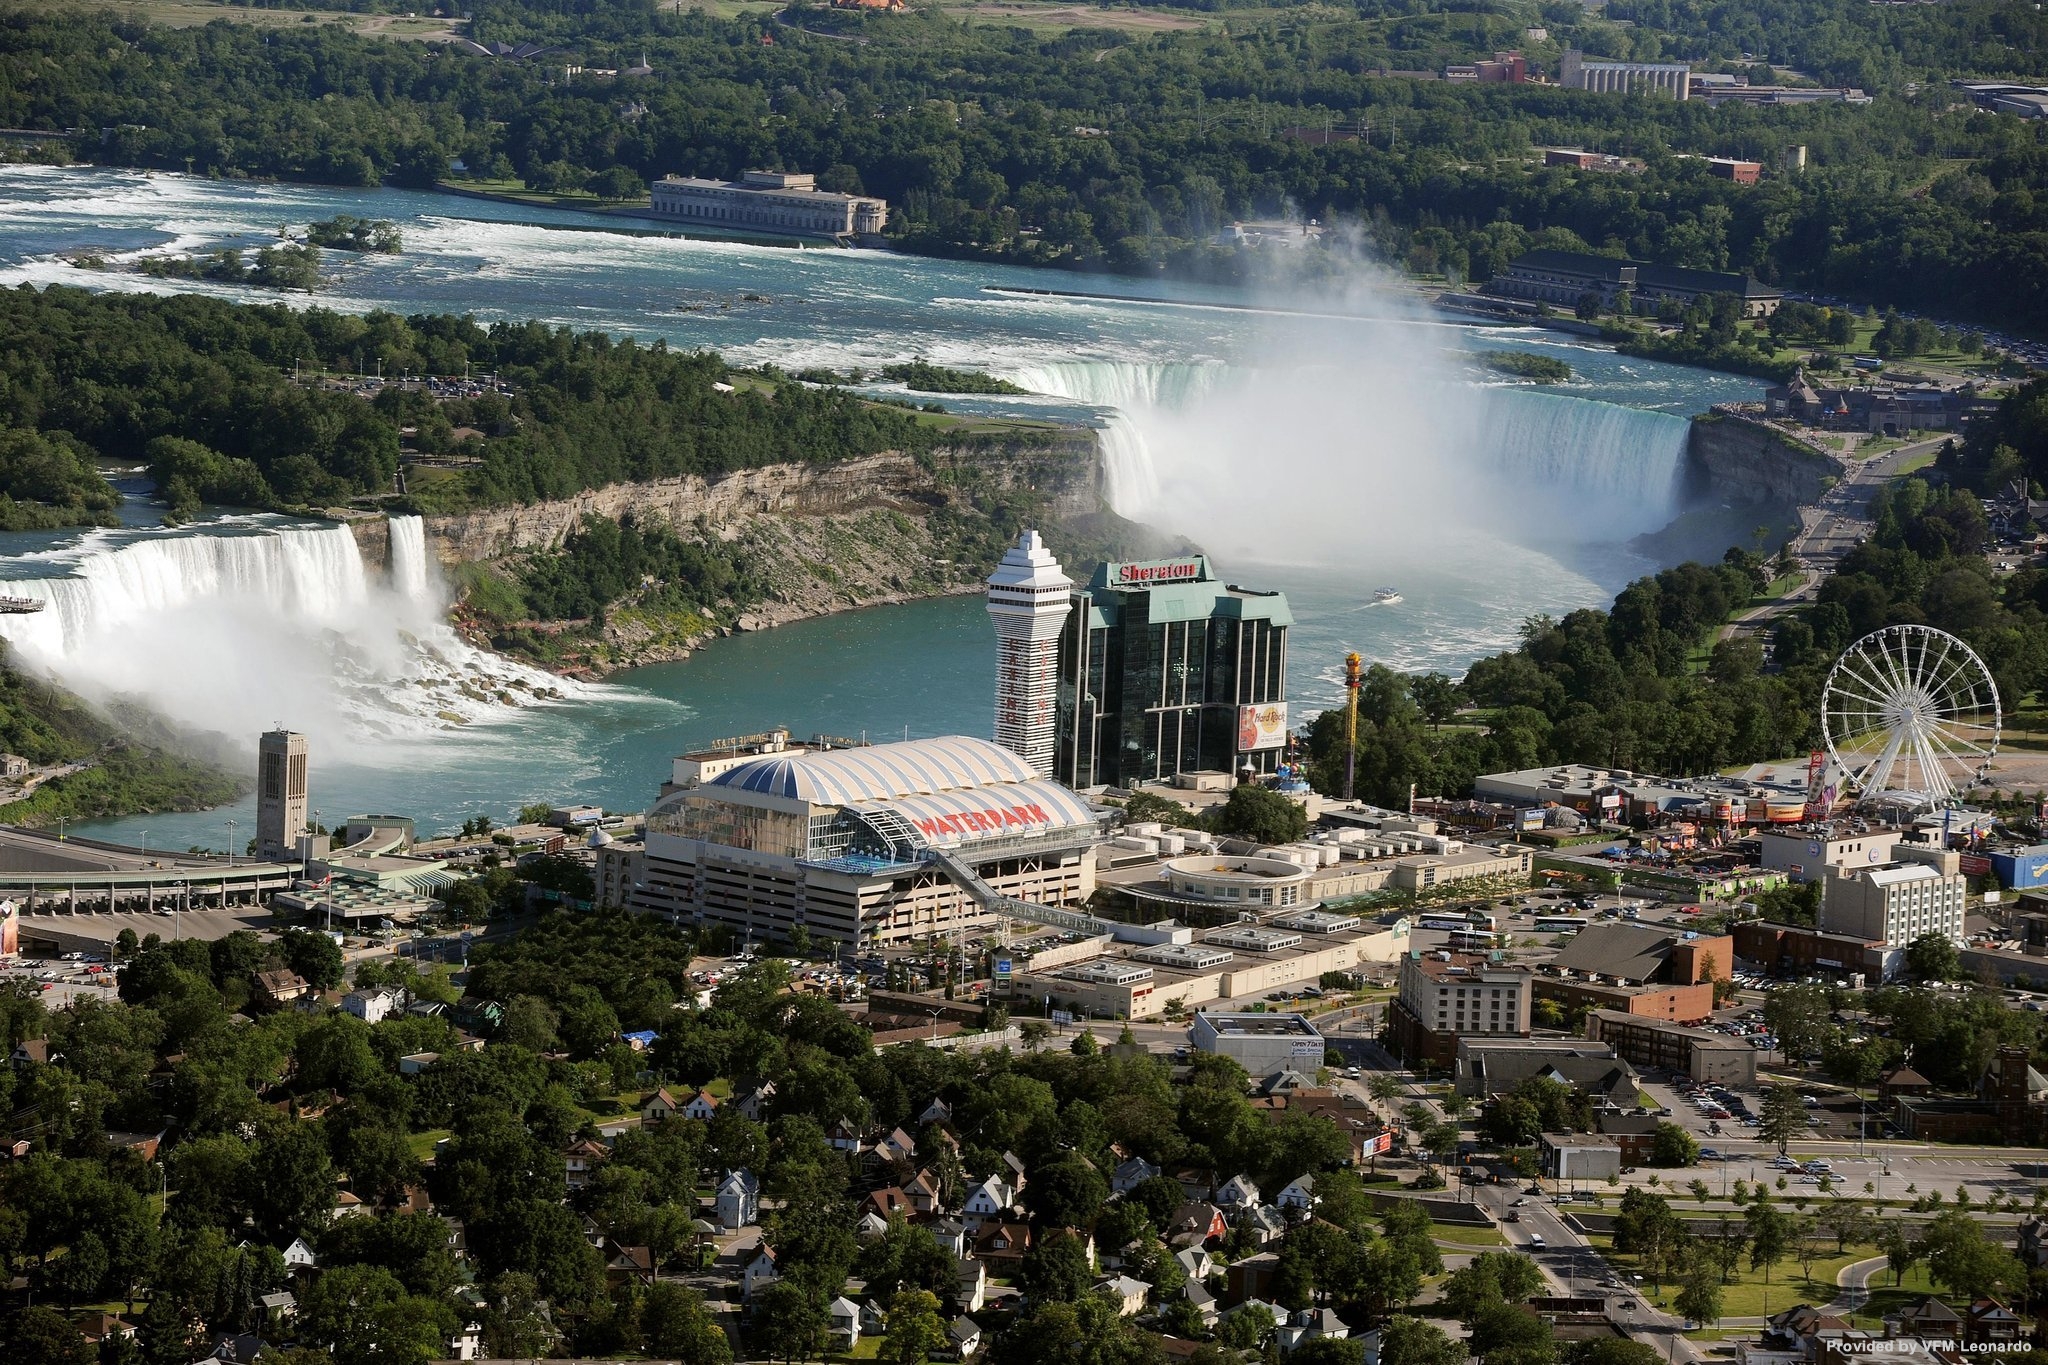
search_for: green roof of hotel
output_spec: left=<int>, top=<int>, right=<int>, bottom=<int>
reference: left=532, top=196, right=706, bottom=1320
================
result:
left=1084, top=558, right=1293, bottom=627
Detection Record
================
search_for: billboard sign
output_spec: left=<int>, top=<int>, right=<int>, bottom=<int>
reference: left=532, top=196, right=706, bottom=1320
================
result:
left=1109, top=558, right=1206, bottom=588
left=1050, top=1009, right=1075, bottom=1026
left=1237, top=703, right=1289, bottom=752
left=1960, top=853, right=1992, bottom=876
left=994, top=958, right=1012, bottom=978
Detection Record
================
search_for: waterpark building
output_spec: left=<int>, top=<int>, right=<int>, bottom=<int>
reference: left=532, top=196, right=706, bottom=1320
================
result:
left=648, top=170, right=887, bottom=239
left=633, top=736, right=1108, bottom=948
left=1053, top=554, right=1293, bottom=790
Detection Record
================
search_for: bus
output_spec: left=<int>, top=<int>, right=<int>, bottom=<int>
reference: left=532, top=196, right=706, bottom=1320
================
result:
left=1417, top=915, right=1473, bottom=931
left=1448, top=928, right=1507, bottom=952
left=1534, top=915, right=1589, bottom=933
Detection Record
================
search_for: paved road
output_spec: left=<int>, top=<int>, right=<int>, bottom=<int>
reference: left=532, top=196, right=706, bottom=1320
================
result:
left=1721, top=434, right=1949, bottom=645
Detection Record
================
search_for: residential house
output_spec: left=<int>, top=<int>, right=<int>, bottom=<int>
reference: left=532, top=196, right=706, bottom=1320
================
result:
left=2020, top=1217, right=2048, bottom=1268
left=254, top=969, right=310, bottom=1005
left=641, top=1087, right=684, bottom=1122
left=683, top=1088, right=720, bottom=1121
left=920, top=1097, right=954, bottom=1126
left=1214, top=1175, right=1261, bottom=1213
left=906, top=1169, right=943, bottom=1215
left=332, top=1189, right=367, bottom=1221
left=10, top=1039, right=49, bottom=1067
left=716, top=1168, right=761, bottom=1229
left=75, top=1313, right=135, bottom=1346
left=928, top=1216, right=970, bottom=1256
left=962, top=1175, right=1016, bottom=1230
left=1275, top=1176, right=1316, bottom=1214
left=958, top=1256, right=988, bottom=1311
left=605, top=1242, right=656, bottom=1286
left=1278, top=1308, right=1349, bottom=1353
left=829, top=1296, right=863, bottom=1349
left=1889, top=1298, right=1962, bottom=1342
left=864, top=1186, right=913, bottom=1220
left=948, top=1317, right=983, bottom=1359
left=1596, top=1112, right=1661, bottom=1166
left=1260, top=1069, right=1318, bottom=1097
left=205, top=1331, right=266, bottom=1364
left=875, top=1126, right=918, bottom=1166
left=1226, top=1254, right=1282, bottom=1306
left=1965, top=1299, right=2023, bottom=1345
left=857, top=1211, right=892, bottom=1241
left=828, top=1117, right=866, bottom=1153
left=108, top=1130, right=165, bottom=1163
left=974, top=1222, right=1032, bottom=1271
left=1239, top=1205, right=1289, bottom=1246
left=398, top=1052, right=439, bottom=1075
left=341, top=987, right=400, bottom=1024
left=743, top=1246, right=779, bottom=1300
left=564, top=1138, right=609, bottom=1189
left=734, top=1078, right=777, bottom=1120
left=1112, top=1155, right=1161, bottom=1195
left=1101, top=1275, right=1153, bottom=1317
left=1225, top=1298, right=1284, bottom=1342
left=1001, top=1150, right=1028, bottom=1193
left=1167, top=1202, right=1228, bottom=1247
left=1183, top=1280, right=1219, bottom=1326
left=283, top=1238, right=319, bottom=1271
left=446, top=1321, right=485, bottom=1362
left=383, top=1184, right=434, bottom=1217
left=1175, top=1247, right=1215, bottom=1282
left=256, top=1293, right=297, bottom=1327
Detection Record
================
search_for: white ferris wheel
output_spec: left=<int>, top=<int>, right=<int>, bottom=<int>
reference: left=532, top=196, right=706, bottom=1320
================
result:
left=1819, top=624, right=2001, bottom=809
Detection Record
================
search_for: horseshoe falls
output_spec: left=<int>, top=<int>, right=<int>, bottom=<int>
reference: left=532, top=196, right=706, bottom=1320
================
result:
left=0, top=167, right=1764, bottom=841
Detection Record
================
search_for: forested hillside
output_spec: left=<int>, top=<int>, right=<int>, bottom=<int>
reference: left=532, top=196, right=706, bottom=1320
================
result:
left=0, top=287, right=940, bottom=514
left=7, top=5, right=2048, bottom=326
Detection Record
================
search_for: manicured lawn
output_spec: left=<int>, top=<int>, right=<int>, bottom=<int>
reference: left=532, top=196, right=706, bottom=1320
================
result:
left=1430, top=1223, right=1506, bottom=1249
left=1592, top=1232, right=1880, bottom=1322
left=407, top=1127, right=450, bottom=1161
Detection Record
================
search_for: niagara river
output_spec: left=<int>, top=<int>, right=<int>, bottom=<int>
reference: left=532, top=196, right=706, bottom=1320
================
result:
left=0, top=166, right=1764, bottom=844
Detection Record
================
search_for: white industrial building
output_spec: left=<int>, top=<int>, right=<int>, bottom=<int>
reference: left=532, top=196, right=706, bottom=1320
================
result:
left=1559, top=49, right=1691, bottom=99
left=1190, top=1011, right=1325, bottom=1072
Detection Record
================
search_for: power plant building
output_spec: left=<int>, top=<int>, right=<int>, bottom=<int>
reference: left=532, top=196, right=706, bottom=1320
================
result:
left=648, top=170, right=887, bottom=239
left=256, top=730, right=309, bottom=862
left=633, top=735, right=1106, bottom=948
left=1053, top=555, right=1293, bottom=790
left=1559, top=49, right=1691, bottom=99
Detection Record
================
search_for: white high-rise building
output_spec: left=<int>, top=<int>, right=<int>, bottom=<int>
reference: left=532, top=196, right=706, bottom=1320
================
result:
left=986, top=531, right=1072, bottom=778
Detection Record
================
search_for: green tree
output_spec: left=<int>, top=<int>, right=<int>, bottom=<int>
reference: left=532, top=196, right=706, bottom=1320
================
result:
left=881, top=1289, right=946, bottom=1365
left=1675, top=1259, right=1723, bottom=1328
left=1905, top=933, right=1961, bottom=983
left=1649, top=1122, right=1699, bottom=1168
left=1376, top=1317, right=1462, bottom=1365
left=1757, top=1086, right=1806, bottom=1155
left=1210, top=784, right=1308, bottom=845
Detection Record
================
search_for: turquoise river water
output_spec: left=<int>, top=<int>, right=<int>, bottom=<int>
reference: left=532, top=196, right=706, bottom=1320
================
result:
left=0, top=167, right=1760, bottom=847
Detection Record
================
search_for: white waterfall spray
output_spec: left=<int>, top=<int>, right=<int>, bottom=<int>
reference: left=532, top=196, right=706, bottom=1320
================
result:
left=1013, top=355, right=1695, bottom=553
left=0, top=514, right=571, bottom=755
left=389, top=513, right=434, bottom=606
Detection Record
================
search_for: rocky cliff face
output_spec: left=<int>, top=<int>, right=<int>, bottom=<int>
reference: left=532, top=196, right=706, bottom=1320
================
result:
left=416, top=435, right=1101, bottom=563
left=350, top=432, right=1119, bottom=675
left=1685, top=411, right=1844, bottom=507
